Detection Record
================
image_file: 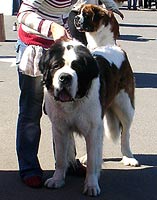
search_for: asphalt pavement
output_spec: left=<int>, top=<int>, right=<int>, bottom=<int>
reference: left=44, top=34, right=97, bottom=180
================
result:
left=0, top=5, right=157, bottom=200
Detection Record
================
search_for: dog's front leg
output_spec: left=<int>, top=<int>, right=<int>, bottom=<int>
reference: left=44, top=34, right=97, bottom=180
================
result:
left=83, top=124, right=103, bottom=196
left=45, top=128, right=69, bottom=189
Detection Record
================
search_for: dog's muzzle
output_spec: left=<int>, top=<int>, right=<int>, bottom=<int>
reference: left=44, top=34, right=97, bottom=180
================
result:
left=74, top=15, right=93, bottom=32
left=54, top=73, right=74, bottom=102
left=74, top=15, right=84, bottom=31
left=59, top=73, right=72, bottom=86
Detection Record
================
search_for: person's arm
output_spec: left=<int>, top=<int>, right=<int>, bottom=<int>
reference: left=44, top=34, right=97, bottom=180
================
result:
left=17, top=0, right=71, bottom=40
left=100, top=0, right=124, bottom=19
left=17, top=0, right=52, bottom=37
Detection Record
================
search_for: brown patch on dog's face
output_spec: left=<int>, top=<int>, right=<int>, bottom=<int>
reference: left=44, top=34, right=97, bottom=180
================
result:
left=74, top=4, right=108, bottom=32
left=74, top=5, right=95, bottom=32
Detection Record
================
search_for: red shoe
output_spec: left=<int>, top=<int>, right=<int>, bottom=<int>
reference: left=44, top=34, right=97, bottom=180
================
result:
left=23, top=176, right=42, bottom=188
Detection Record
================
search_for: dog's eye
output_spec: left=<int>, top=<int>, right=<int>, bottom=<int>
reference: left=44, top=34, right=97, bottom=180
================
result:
left=52, top=60, right=64, bottom=69
left=52, top=64, right=60, bottom=69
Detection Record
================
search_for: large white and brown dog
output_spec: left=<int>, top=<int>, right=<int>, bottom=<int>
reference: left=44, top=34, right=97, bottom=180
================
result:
left=74, top=4, right=120, bottom=50
left=39, top=40, right=139, bottom=196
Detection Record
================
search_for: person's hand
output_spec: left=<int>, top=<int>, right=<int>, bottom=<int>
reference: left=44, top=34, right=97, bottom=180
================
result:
left=112, top=9, right=124, bottom=20
left=49, top=22, right=72, bottom=41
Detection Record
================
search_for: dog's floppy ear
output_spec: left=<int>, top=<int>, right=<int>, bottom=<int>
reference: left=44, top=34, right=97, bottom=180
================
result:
left=39, top=48, right=48, bottom=74
left=93, top=6, right=105, bottom=17
left=106, top=10, right=115, bottom=18
left=92, top=5, right=108, bottom=21
left=106, top=10, right=120, bottom=39
left=39, top=49, right=52, bottom=87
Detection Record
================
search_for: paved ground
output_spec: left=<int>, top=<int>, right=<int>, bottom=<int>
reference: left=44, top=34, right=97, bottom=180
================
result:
left=0, top=5, right=157, bottom=200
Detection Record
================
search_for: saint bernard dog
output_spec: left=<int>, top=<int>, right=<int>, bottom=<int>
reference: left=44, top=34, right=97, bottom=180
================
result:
left=39, top=40, right=139, bottom=196
left=74, top=4, right=120, bottom=50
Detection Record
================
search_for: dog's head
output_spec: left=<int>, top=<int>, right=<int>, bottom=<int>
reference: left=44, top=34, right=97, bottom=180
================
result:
left=74, top=4, right=119, bottom=39
left=39, top=40, right=99, bottom=102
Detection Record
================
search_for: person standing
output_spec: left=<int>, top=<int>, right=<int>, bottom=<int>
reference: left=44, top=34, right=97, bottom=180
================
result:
left=128, top=0, right=137, bottom=9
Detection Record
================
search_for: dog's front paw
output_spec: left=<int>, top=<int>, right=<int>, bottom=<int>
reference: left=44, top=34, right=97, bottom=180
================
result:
left=121, top=156, right=140, bottom=167
left=83, top=185, right=100, bottom=196
left=83, top=175, right=100, bottom=196
left=44, top=177, right=65, bottom=189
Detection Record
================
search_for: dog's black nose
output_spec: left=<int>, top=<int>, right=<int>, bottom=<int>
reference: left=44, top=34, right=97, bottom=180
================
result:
left=59, top=73, right=72, bottom=85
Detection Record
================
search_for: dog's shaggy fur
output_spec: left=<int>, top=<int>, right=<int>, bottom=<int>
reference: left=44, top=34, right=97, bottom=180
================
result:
left=39, top=40, right=139, bottom=196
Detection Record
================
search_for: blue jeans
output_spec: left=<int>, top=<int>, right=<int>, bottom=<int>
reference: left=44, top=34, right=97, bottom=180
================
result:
left=16, top=40, right=43, bottom=178
left=128, top=0, right=137, bottom=9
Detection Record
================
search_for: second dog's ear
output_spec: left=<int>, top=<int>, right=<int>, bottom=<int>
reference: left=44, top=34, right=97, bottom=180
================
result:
left=107, top=10, right=114, bottom=18
left=95, top=6, right=108, bottom=18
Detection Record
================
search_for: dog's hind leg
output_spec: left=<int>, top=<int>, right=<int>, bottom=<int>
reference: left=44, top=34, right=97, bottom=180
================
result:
left=80, top=109, right=121, bottom=166
left=112, top=90, right=139, bottom=166
left=104, top=108, right=121, bottom=142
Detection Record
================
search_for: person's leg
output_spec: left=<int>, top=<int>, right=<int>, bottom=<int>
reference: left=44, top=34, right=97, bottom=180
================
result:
left=16, top=40, right=44, bottom=187
left=144, top=0, right=148, bottom=7
left=139, top=0, right=143, bottom=7
left=133, top=0, right=137, bottom=9
left=16, top=73, right=43, bottom=176
left=128, top=0, right=132, bottom=9
left=148, top=0, right=151, bottom=8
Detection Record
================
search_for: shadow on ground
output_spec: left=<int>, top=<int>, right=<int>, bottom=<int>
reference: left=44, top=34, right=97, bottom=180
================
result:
left=0, top=55, right=16, bottom=59
left=0, top=154, right=156, bottom=200
left=118, top=34, right=156, bottom=42
left=120, top=23, right=157, bottom=28
left=134, top=73, right=157, bottom=88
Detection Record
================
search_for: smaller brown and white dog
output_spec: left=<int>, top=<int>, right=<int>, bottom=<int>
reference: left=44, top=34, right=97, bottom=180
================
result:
left=74, top=4, right=120, bottom=50
left=74, top=4, right=139, bottom=168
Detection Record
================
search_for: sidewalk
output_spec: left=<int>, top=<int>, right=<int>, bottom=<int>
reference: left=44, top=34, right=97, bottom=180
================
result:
left=0, top=8, right=157, bottom=200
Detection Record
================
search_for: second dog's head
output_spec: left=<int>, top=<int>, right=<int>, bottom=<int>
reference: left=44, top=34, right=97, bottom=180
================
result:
left=75, top=4, right=119, bottom=33
left=39, top=40, right=99, bottom=102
